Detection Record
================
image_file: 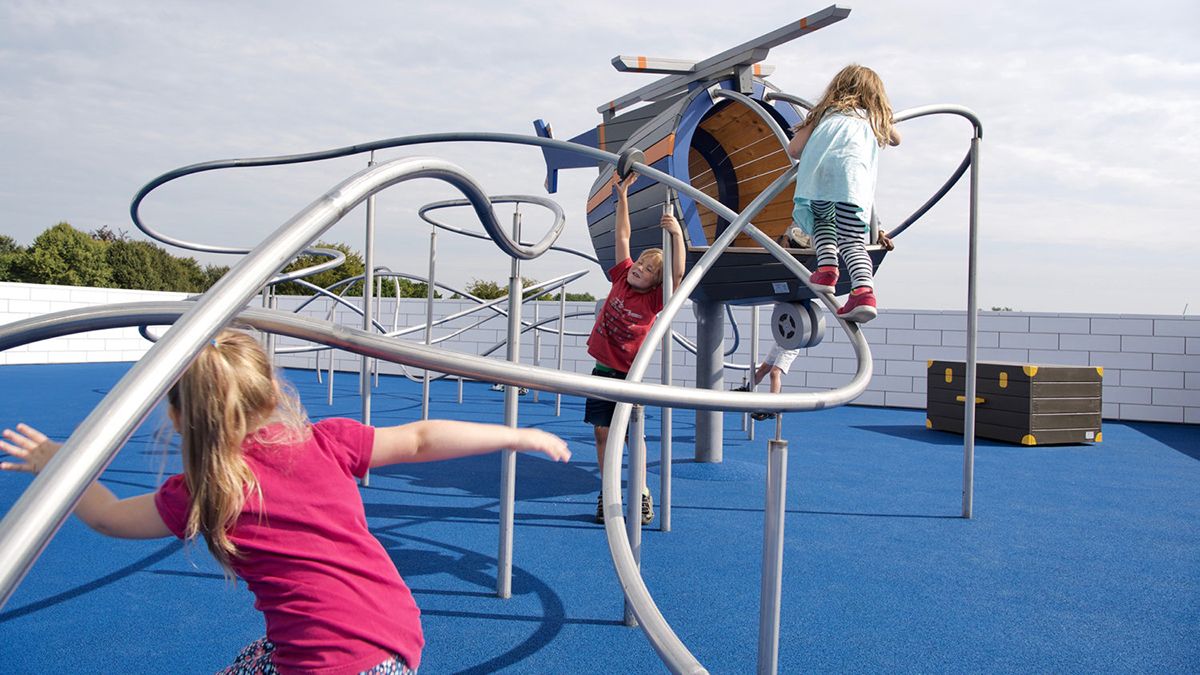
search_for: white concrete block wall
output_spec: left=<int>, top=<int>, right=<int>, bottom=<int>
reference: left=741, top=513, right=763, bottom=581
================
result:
left=3, top=282, right=1197, bottom=424
left=0, top=282, right=188, bottom=365
left=727, top=307, right=1199, bottom=425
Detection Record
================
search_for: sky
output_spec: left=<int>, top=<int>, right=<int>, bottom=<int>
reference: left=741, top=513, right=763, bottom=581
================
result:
left=1, top=0, right=1197, bottom=315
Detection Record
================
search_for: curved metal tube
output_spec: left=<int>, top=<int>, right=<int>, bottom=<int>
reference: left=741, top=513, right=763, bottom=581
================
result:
left=0, top=156, right=548, bottom=610
left=762, top=91, right=815, bottom=116
left=418, top=197, right=597, bottom=265
left=886, top=104, right=983, bottom=238
left=0, top=303, right=866, bottom=415
left=129, top=134, right=621, bottom=262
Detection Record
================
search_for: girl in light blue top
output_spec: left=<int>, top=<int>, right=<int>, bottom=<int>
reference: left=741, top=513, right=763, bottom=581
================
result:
left=787, top=64, right=901, bottom=323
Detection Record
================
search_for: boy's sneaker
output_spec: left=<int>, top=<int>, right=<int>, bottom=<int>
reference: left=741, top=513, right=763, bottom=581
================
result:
left=641, top=487, right=654, bottom=525
left=837, top=288, right=878, bottom=323
left=732, top=383, right=750, bottom=392
left=809, top=266, right=839, bottom=294
left=750, top=411, right=777, bottom=421
left=595, top=493, right=605, bottom=523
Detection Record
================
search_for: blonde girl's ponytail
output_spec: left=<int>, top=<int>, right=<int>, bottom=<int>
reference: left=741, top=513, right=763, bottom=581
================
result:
left=800, top=64, right=896, bottom=148
left=167, top=329, right=302, bottom=577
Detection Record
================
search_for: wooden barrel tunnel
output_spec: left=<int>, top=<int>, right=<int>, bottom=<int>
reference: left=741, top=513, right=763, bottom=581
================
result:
left=585, top=78, right=887, bottom=305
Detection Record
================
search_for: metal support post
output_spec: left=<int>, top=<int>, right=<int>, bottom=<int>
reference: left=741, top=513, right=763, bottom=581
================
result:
left=555, top=285, right=565, bottom=416
left=360, top=152, right=376, bottom=487
left=624, top=404, right=646, bottom=626
left=532, top=302, right=541, bottom=403
left=695, top=300, right=724, bottom=462
left=660, top=208, right=674, bottom=531
left=748, top=305, right=760, bottom=440
left=264, top=286, right=277, bottom=361
left=757, top=434, right=788, bottom=675
left=497, top=206, right=522, bottom=598
left=422, top=217, right=436, bottom=420
left=963, top=136, right=981, bottom=519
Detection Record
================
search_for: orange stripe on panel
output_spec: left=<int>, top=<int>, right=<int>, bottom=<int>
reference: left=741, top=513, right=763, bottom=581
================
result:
left=753, top=64, right=762, bottom=76
left=597, top=123, right=606, bottom=152
left=586, top=133, right=677, bottom=213
left=799, top=18, right=808, bottom=30
left=638, top=56, right=647, bottom=69
left=643, top=133, right=676, bottom=164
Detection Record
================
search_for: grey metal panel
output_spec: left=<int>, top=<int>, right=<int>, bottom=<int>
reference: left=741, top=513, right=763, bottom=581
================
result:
left=598, top=6, right=851, bottom=114
left=602, top=94, right=688, bottom=150
left=686, top=248, right=888, bottom=305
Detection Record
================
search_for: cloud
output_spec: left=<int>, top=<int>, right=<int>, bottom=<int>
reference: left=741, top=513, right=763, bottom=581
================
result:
left=0, top=0, right=1197, bottom=316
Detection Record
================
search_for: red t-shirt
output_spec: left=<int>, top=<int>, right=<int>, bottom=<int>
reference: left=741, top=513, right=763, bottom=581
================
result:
left=586, top=257, right=664, bottom=373
left=154, top=418, right=423, bottom=674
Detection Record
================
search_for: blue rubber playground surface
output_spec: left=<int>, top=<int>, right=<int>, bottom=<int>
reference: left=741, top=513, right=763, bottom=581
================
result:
left=1, top=361, right=1197, bottom=673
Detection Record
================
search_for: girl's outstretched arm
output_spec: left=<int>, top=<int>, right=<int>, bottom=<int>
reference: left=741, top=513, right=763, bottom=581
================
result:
left=787, top=123, right=814, bottom=160
left=370, top=420, right=571, bottom=467
left=613, top=171, right=636, bottom=264
left=1, top=424, right=171, bottom=539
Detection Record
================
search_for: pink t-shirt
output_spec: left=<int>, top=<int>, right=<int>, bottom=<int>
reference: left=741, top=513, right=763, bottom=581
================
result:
left=586, top=257, right=664, bottom=373
left=154, top=418, right=423, bottom=674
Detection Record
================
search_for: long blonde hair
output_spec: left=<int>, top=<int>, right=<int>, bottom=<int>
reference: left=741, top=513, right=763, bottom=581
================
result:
left=166, top=328, right=307, bottom=576
left=800, top=64, right=896, bottom=147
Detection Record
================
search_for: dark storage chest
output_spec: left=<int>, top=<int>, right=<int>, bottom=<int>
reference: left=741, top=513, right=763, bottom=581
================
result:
left=926, top=360, right=1103, bottom=445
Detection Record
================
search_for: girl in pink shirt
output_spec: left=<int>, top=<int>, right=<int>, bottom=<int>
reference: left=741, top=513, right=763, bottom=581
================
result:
left=2, top=329, right=570, bottom=674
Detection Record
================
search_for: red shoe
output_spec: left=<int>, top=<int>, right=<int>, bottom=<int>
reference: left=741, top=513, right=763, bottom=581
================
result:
left=809, top=266, right=839, bottom=294
left=838, top=288, right=878, bottom=323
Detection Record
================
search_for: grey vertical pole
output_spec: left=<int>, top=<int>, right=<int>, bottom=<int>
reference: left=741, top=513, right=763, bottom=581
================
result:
left=532, top=303, right=541, bottom=403
left=457, top=281, right=464, bottom=405
left=659, top=197, right=674, bottom=532
left=497, top=206, right=522, bottom=599
left=422, top=217, right=436, bottom=421
left=748, top=305, right=761, bottom=440
left=757, top=435, right=788, bottom=675
left=264, top=287, right=277, bottom=361
left=695, top=300, right=724, bottom=462
left=373, top=275, right=382, bottom=387
left=624, top=404, right=646, bottom=626
left=360, top=152, right=376, bottom=487
left=963, top=137, right=981, bottom=519
left=325, top=303, right=336, bottom=405
left=555, top=285, right=565, bottom=416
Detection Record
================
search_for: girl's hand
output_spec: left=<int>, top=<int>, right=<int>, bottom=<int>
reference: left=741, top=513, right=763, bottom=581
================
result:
left=614, top=171, right=637, bottom=199
left=1, top=424, right=61, bottom=474
left=515, top=429, right=571, bottom=462
left=659, top=213, right=682, bottom=234
left=878, top=229, right=895, bottom=251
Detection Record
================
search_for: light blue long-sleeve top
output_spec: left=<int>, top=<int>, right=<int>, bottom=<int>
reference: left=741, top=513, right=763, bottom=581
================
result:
left=791, top=109, right=880, bottom=235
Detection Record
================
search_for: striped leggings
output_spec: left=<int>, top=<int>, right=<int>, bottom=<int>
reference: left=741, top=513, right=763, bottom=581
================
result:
left=811, top=200, right=873, bottom=290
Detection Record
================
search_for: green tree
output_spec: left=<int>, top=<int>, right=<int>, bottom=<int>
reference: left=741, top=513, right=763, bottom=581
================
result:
left=102, top=237, right=217, bottom=293
left=463, top=278, right=508, bottom=300
left=0, top=235, right=25, bottom=282
left=23, top=222, right=112, bottom=287
left=387, top=278, right=441, bottom=299
left=201, top=264, right=229, bottom=291
left=273, top=242, right=365, bottom=296
left=544, top=291, right=596, bottom=302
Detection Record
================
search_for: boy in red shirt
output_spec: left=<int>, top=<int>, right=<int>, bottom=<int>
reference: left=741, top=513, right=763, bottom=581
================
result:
left=585, top=171, right=685, bottom=524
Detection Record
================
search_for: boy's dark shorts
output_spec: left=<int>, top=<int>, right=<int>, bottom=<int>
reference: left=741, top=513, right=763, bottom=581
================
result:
left=584, top=365, right=628, bottom=427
